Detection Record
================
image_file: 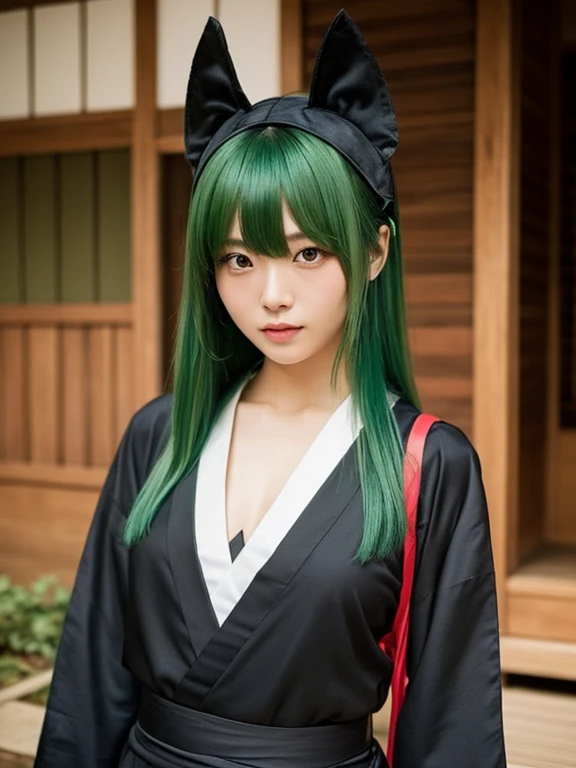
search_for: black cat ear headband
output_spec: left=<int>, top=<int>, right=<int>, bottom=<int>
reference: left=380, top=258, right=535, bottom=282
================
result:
left=184, top=9, right=398, bottom=209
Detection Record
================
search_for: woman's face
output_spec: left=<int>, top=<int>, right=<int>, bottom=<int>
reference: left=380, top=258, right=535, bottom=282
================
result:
left=215, top=203, right=348, bottom=367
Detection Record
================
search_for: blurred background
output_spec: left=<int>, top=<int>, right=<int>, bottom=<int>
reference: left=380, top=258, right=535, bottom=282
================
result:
left=0, top=0, right=575, bottom=765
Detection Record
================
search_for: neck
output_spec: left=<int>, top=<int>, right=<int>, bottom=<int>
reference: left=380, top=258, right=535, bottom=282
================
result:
left=241, top=340, right=349, bottom=414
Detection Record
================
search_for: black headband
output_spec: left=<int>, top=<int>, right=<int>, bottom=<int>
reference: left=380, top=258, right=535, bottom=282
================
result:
left=184, top=9, right=398, bottom=207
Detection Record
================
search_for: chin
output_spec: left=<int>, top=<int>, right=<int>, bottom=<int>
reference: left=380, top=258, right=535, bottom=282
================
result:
left=253, top=342, right=315, bottom=366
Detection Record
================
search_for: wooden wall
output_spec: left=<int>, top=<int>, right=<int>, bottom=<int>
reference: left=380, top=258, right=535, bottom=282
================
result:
left=516, top=1, right=553, bottom=562
left=304, top=0, right=475, bottom=435
left=548, top=50, right=576, bottom=546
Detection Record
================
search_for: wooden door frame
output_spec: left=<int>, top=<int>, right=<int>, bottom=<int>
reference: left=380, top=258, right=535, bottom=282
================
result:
left=473, top=0, right=521, bottom=630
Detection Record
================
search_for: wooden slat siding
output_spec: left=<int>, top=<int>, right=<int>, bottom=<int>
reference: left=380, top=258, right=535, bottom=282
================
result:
left=115, top=326, right=134, bottom=445
left=28, top=327, right=59, bottom=462
left=0, top=328, right=27, bottom=461
left=88, top=326, right=115, bottom=466
left=62, top=327, right=88, bottom=465
left=0, top=111, right=132, bottom=157
left=0, top=483, right=98, bottom=588
left=303, top=0, right=474, bottom=434
left=516, top=1, right=553, bottom=562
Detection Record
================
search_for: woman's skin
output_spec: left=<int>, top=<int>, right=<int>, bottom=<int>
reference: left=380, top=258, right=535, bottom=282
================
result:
left=215, top=201, right=390, bottom=543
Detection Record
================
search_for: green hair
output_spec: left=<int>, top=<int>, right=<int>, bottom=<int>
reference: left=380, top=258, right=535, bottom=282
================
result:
left=123, top=126, right=420, bottom=563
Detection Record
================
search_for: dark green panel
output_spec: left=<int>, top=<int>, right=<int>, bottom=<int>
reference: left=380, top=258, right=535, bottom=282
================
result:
left=97, top=150, right=131, bottom=302
left=0, top=158, right=21, bottom=302
left=24, top=155, right=57, bottom=303
left=60, top=153, right=95, bottom=302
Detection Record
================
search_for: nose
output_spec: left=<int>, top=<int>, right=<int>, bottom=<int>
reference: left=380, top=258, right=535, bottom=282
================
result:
left=260, top=260, right=294, bottom=311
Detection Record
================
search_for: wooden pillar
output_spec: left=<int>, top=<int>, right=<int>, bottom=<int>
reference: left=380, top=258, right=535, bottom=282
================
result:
left=473, top=0, right=521, bottom=630
left=132, top=0, right=162, bottom=408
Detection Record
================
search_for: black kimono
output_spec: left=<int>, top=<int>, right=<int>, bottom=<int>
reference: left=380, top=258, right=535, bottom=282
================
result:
left=34, top=381, right=507, bottom=768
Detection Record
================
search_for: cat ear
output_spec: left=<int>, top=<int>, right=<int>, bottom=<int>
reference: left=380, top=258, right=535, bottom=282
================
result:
left=184, top=17, right=251, bottom=171
left=308, top=10, right=398, bottom=161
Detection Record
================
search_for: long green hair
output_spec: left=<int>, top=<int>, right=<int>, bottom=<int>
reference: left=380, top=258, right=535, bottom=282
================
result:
left=123, top=126, right=419, bottom=562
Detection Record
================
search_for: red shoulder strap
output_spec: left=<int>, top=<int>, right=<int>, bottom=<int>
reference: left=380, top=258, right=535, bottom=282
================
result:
left=380, top=413, right=439, bottom=766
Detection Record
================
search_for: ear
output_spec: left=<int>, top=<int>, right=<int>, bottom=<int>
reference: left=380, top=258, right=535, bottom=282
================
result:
left=369, top=225, right=391, bottom=281
left=184, top=17, right=251, bottom=172
left=308, top=10, right=398, bottom=162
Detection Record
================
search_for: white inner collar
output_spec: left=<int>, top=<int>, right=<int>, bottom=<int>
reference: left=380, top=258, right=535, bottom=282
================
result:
left=194, top=375, right=398, bottom=626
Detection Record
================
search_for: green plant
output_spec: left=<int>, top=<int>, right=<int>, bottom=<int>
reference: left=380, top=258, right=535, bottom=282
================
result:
left=0, top=575, right=70, bottom=660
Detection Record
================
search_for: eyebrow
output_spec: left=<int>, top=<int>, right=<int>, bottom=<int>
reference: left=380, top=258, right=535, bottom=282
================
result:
left=223, top=232, right=308, bottom=247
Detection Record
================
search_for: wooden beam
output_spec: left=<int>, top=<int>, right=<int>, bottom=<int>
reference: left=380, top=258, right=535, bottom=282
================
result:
left=0, top=461, right=105, bottom=490
left=545, top=0, right=563, bottom=542
left=0, top=303, right=132, bottom=326
left=473, top=0, right=521, bottom=630
left=281, top=0, right=303, bottom=94
left=157, top=107, right=184, bottom=153
left=0, top=111, right=132, bottom=157
left=132, top=0, right=162, bottom=408
left=500, top=635, right=576, bottom=681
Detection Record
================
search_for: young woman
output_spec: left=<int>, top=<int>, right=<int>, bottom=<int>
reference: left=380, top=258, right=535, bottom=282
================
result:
left=34, top=11, right=507, bottom=768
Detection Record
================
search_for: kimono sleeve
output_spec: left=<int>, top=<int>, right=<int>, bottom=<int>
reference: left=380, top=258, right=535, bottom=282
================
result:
left=34, top=396, right=172, bottom=768
left=393, top=422, right=507, bottom=768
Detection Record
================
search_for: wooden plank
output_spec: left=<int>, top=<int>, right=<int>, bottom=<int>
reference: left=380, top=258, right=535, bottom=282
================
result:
left=115, top=326, right=134, bottom=444
left=0, top=158, right=22, bottom=301
left=28, top=327, right=59, bottom=462
left=507, top=593, right=576, bottom=644
left=473, top=0, right=521, bottom=628
left=405, top=274, right=471, bottom=305
left=0, top=328, right=27, bottom=461
left=88, top=326, right=115, bottom=466
left=133, top=0, right=162, bottom=408
left=0, top=461, right=105, bottom=489
left=281, top=0, right=303, bottom=94
left=0, top=303, right=132, bottom=325
left=0, top=482, right=99, bottom=588
left=60, top=152, right=96, bottom=302
left=62, top=327, right=88, bottom=465
left=507, top=544, right=576, bottom=599
left=23, top=155, right=57, bottom=303
left=548, top=431, right=576, bottom=543
left=97, top=149, right=132, bottom=301
left=0, top=111, right=132, bottom=157
left=501, top=635, right=576, bottom=680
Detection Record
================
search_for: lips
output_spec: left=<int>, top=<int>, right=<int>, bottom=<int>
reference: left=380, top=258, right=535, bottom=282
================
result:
left=261, top=325, right=303, bottom=343
left=261, top=323, right=301, bottom=331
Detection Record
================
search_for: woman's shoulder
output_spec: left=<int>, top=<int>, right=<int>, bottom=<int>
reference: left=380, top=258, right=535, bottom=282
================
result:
left=394, top=397, right=480, bottom=471
left=128, top=392, right=173, bottom=441
left=393, top=398, right=484, bottom=524
left=114, top=393, right=174, bottom=490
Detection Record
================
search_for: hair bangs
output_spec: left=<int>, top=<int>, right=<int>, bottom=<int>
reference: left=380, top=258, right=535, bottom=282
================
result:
left=193, top=127, right=374, bottom=267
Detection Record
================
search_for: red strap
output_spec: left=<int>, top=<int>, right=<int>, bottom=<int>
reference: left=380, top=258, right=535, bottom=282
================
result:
left=380, top=413, right=439, bottom=766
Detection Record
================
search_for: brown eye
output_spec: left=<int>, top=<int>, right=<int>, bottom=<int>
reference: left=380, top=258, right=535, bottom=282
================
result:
left=235, top=254, right=251, bottom=268
left=295, top=247, right=324, bottom=264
